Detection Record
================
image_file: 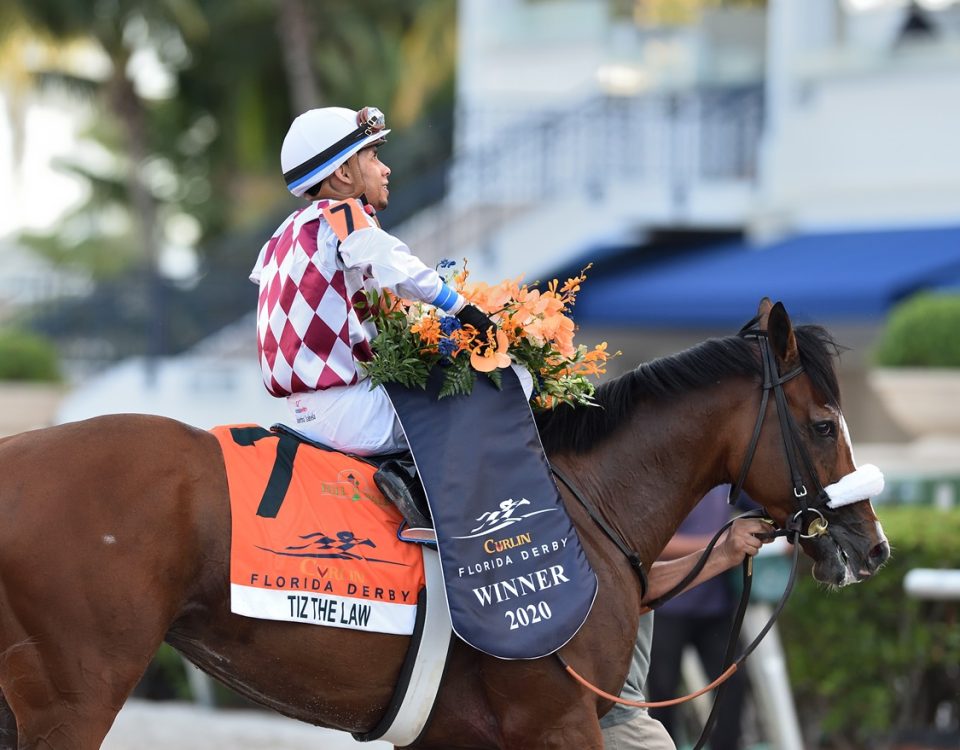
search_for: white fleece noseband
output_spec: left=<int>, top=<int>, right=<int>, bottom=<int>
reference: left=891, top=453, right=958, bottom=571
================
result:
left=824, top=464, right=885, bottom=508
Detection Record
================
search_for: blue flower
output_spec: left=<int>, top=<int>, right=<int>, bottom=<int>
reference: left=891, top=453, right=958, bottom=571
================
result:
left=436, top=259, right=458, bottom=282
left=439, top=316, right=462, bottom=335
left=438, top=337, right=456, bottom=357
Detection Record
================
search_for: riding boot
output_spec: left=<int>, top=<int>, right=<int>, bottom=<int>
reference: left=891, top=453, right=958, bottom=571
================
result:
left=373, top=457, right=433, bottom=529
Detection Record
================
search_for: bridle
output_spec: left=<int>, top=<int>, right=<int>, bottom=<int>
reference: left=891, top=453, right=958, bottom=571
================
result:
left=553, top=318, right=841, bottom=748
left=728, top=318, right=836, bottom=540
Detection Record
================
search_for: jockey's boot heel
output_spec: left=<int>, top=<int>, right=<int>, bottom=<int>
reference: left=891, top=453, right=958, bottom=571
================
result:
left=374, top=458, right=433, bottom=529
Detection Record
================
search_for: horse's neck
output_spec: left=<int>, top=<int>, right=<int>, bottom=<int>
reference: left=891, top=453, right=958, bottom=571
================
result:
left=559, top=381, right=745, bottom=567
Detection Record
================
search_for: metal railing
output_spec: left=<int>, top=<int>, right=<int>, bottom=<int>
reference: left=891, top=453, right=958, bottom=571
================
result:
left=389, top=84, right=763, bottom=269
left=448, top=86, right=763, bottom=209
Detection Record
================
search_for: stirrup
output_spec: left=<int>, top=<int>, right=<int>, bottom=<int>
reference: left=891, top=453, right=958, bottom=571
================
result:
left=374, top=460, right=433, bottom=529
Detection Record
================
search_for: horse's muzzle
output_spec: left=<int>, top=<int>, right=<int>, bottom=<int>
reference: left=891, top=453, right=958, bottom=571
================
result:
left=809, top=520, right=890, bottom=586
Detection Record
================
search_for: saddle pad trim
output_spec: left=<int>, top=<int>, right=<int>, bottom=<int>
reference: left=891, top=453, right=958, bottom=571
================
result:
left=230, top=583, right=417, bottom=635
left=353, top=546, right=453, bottom=745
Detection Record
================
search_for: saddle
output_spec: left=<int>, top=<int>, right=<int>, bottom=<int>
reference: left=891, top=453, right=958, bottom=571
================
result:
left=268, top=424, right=431, bottom=529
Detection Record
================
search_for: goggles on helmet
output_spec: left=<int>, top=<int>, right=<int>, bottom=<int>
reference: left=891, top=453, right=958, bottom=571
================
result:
left=357, top=106, right=386, bottom=135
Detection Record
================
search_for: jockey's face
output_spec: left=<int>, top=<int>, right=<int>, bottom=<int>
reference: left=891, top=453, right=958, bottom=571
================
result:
left=356, top=142, right=391, bottom=211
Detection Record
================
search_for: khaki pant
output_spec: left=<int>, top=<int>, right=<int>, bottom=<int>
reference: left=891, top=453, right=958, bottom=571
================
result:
left=602, top=710, right=676, bottom=750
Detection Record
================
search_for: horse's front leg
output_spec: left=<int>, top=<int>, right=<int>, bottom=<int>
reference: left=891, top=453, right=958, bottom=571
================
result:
left=405, top=645, right=608, bottom=749
left=493, top=698, right=604, bottom=749
left=482, top=659, right=606, bottom=749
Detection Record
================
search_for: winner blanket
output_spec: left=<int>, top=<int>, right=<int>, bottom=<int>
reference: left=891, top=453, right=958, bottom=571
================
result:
left=385, top=367, right=597, bottom=659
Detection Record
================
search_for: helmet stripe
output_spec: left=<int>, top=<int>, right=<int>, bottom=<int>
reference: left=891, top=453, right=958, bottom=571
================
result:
left=284, top=128, right=369, bottom=187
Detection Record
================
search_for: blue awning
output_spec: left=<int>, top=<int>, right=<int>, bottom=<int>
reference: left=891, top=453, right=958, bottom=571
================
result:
left=572, top=225, right=960, bottom=327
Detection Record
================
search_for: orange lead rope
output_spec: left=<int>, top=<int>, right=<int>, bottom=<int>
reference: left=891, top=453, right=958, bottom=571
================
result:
left=559, top=535, right=802, bottom=747
left=555, top=549, right=749, bottom=710
left=557, top=654, right=739, bottom=708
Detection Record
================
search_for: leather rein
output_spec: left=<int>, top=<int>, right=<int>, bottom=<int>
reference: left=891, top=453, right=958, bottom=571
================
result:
left=553, top=321, right=841, bottom=747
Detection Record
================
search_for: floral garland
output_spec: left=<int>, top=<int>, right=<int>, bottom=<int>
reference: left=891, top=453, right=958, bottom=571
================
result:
left=361, top=261, right=615, bottom=409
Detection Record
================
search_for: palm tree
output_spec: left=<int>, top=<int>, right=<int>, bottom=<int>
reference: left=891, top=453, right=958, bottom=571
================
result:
left=10, top=0, right=208, bottom=363
left=8, top=0, right=460, bottom=364
left=277, top=0, right=322, bottom=113
left=0, top=5, right=93, bottom=210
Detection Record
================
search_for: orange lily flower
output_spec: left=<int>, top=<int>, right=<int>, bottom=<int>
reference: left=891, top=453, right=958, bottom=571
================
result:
left=463, top=275, right=522, bottom=314
left=411, top=315, right=441, bottom=346
left=471, top=329, right=512, bottom=372
left=513, top=287, right=549, bottom=325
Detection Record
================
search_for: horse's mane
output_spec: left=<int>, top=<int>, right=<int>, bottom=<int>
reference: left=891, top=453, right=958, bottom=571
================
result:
left=535, top=325, right=842, bottom=455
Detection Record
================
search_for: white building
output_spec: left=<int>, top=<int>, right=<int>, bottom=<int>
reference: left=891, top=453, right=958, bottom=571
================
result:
left=398, top=0, right=960, bottom=447
left=437, top=0, right=960, bottom=266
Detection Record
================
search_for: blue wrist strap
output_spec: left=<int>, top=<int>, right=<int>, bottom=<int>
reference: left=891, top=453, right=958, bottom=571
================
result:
left=431, top=283, right=460, bottom=312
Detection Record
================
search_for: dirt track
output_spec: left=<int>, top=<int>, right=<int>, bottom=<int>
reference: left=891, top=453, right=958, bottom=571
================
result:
left=102, top=700, right=392, bottom=750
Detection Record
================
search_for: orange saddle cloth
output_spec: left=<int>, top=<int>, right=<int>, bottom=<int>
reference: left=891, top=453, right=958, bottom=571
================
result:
left=212, top=425, right=425, bottom=635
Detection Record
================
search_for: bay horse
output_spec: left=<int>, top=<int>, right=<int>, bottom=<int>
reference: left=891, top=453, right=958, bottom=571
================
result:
left=0, top=300, right=889, bottom=749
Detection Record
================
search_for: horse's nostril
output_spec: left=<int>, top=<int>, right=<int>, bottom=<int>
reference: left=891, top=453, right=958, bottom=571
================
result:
left=868, top=541, right=890, bottom=569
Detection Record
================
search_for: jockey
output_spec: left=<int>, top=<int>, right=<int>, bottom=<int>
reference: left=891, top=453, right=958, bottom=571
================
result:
left=250, top=105, right=495, bottom=523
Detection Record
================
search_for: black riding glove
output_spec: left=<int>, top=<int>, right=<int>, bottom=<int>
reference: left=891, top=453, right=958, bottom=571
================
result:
left=456, top=304, right=497, bottom=335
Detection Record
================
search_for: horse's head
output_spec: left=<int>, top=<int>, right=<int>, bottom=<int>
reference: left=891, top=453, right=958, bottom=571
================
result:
left=735, top=299, right=890, bottom=587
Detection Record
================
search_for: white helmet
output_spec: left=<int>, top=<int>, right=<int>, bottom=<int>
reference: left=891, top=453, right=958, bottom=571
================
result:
left=280, top=106, right=390, bottom=197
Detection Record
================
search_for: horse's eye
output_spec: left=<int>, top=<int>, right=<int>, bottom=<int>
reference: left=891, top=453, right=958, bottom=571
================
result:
left=812, top=420, right=836, bottom=438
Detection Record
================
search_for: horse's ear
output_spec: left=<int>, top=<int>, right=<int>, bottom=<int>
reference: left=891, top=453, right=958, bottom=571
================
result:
left=767, top=301, right=799, bottom=368
left=756, top=297, right=774, bottom=330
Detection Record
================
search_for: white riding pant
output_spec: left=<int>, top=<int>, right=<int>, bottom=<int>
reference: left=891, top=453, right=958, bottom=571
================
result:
left=281, top=365, right=534, bottom=457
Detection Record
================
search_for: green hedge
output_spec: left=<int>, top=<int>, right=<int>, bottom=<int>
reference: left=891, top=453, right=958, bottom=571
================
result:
left=875, top=293, right=960, bottom=367
left=779, top=506, right=960, bottom=748
left=0, top=329, right=61, bottom=382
